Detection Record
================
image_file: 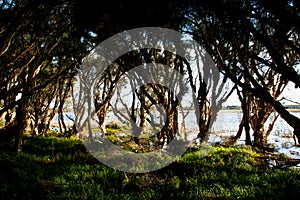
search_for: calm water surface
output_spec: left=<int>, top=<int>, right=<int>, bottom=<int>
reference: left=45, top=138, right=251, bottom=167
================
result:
left=61, top=110, right=300, bottom=159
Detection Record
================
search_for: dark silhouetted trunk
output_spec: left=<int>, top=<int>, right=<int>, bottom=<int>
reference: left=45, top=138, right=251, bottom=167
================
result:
left=14, top=102, right=29, bottom=152
left=232, top=87, right=252, bottom=145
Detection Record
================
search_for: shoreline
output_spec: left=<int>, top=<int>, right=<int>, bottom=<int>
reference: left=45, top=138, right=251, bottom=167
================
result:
left=219, top=109, right=300, bottom=113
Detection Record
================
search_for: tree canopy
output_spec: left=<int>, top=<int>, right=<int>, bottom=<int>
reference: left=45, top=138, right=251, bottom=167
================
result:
left=0, top=0, right=300, bottom=151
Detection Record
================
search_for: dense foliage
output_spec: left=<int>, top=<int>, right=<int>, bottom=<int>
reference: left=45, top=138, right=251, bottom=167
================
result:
left=0, top=0, right=299, bottom=150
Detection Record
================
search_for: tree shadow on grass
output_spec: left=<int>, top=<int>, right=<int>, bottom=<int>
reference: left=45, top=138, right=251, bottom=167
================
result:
left=0, top=136, right=125, bottom=199
left=1, top=137, right=300, bottom=200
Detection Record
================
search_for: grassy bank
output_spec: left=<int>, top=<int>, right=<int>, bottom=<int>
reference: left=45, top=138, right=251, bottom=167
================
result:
left=1, top=136, right=300, bottom=200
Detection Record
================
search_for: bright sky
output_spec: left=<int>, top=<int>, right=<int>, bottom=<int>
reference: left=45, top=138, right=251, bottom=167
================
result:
left=224, top=82, right=300, bottom=106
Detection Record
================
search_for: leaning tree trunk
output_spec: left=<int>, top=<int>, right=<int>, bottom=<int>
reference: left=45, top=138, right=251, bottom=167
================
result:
left=224, top=68, right=300, bottom=145
left=167, top=99, right=179, bottom=143
left=276, top=104, right=300, bottom=144
left=232, top=87, right=251, bottom=145
left=252, top=84, right=300, bottom=144
left=196, top=76, right=211, bottom=143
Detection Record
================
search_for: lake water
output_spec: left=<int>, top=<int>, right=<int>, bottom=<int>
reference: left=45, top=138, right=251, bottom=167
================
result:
left=105, top=110, right=300, bottom=159
left=204, top=111, right=300, bottom=159
left=52, top=110, right=300, bottom=159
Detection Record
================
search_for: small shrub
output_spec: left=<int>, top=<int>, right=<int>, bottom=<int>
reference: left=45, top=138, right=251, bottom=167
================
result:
left=105, top=120, right=122, bottom=129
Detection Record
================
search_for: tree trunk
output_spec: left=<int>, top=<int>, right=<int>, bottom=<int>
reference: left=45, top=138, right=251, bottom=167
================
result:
left=260, top=89, right=300, bottom=144
left=264, top=113, right=280, bottom=144
left=243, top=94, right=251, bottom=146
left=5, top=109, right=13, bottom=126
left=234, top=87, right=252, bottom=145
left=243, top=69, right=300, bottom=144
left=14, top=102, right=29, bottom=152
left=244, top=119, right=251, bottom=145
left=223, top=69, right=299, bottom=145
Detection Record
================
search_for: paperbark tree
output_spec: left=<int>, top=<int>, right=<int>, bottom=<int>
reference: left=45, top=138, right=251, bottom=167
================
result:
left=182, top=0, right=300, bottom=145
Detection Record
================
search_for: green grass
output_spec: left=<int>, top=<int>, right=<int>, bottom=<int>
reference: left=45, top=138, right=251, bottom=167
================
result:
left=0, top=117, right=4, bottom=129
left=1, top=136, right=300, bottom=199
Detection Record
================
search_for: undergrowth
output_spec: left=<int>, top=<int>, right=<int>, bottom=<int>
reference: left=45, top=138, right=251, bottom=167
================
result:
left=1, top=136, right=300, bottom=200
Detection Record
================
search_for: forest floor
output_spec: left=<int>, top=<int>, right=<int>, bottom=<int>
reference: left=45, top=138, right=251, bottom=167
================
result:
left=1, top=134, right=300, bottom=200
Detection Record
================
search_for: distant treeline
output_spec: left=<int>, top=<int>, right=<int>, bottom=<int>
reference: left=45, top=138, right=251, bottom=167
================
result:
left=222, top=105, right=300, bottom=110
